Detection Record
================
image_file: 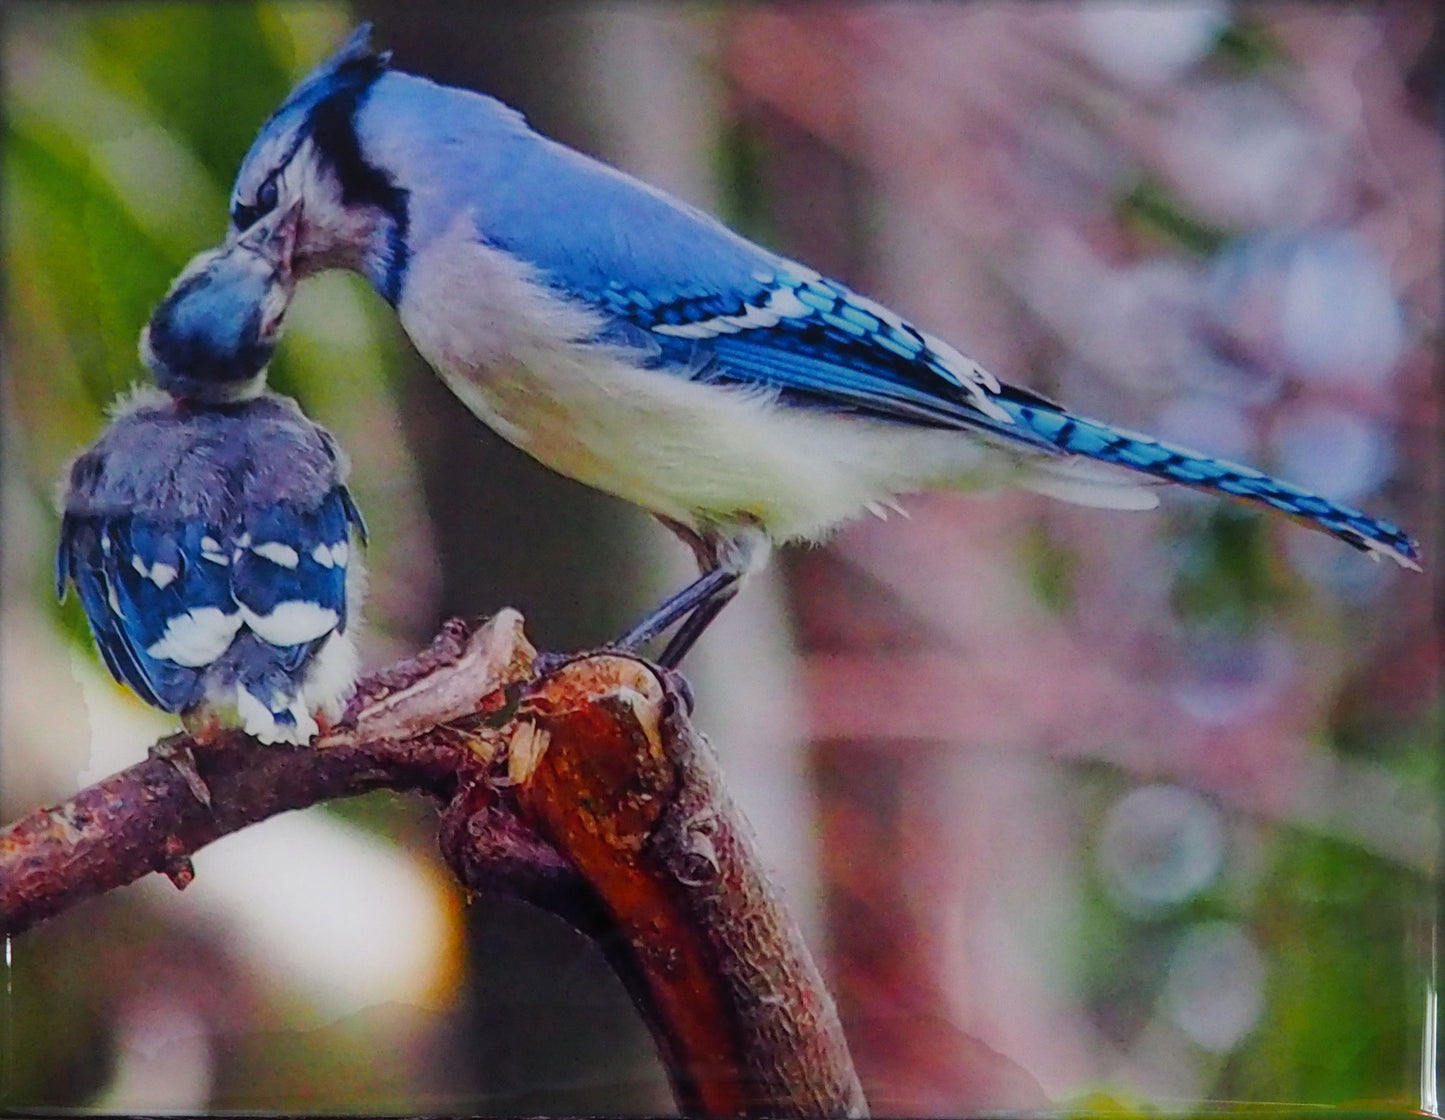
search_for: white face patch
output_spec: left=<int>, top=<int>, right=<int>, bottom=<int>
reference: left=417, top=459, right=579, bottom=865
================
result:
left=240, top=601, right=339, bottom=646
left=147, top=607, right=243, bottom=667
left=252, top=541, right=300, bottom=568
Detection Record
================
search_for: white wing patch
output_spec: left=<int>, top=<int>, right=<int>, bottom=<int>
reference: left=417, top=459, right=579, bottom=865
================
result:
left=919, top=334, right=1008, bottom=420
left=252, top=541, right=300, bottom=568
left=653, top=285, right=812, bottom=340
left=147, top=607, right=244, bottom=667
left=310, top=541, right=349, bottom=569
left=239, top=601, right=339, bottom=646
left=131, top=555, right=179, bottom=588
left=652, top=271, right=1012, bottom=425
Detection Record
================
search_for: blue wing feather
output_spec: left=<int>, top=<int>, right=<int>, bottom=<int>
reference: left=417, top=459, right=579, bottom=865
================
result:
left=59, top=515, right=208, bottom=711
left=365, top=73, right=1026, bottom=433
left=232, top=490, right=353, bottom=631
left=59, top=516, right=163, bottom=708
left=106, top=517, right=234, bottom=710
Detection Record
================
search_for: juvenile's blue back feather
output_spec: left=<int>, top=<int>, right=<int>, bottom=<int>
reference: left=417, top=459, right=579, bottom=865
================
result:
left=59, top=394, right=365, bottom=741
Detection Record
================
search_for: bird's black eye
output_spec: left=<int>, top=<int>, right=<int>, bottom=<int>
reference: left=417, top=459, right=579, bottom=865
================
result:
left=257, top=175, right=279, bottom=215
left=232, top=174, right=280, bottom=232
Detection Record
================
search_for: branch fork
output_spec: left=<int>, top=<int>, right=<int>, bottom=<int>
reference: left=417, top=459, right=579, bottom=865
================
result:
left=0, top=609, right=866, bottom=1118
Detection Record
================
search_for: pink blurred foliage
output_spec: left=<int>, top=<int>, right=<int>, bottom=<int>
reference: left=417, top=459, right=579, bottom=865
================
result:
left=722, top=3, right=1439, bottom=1110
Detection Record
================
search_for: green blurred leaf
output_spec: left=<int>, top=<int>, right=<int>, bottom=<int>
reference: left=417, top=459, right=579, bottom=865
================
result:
left=1116, top=176, right=1230, bottom=257
left=1227, top=834, right=1424, bottom=1103
left=1209, top=18, right=1286, bottom=77
left=86, top=5, right=294, bottom=184
left=1019, top=519, right=1079, bottom=614
left=1170, top=506, right=1297, bottom=631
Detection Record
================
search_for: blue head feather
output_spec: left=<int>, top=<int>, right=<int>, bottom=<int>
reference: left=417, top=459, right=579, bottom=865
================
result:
left=231, top=24, right=391, bottom=231
left=144, top=263, right=272, bottom=394
left=143, top=204, right=299, bottom=402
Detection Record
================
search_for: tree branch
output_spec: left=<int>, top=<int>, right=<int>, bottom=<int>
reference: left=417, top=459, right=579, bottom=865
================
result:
left=0, top=610, right=866, bottom=1118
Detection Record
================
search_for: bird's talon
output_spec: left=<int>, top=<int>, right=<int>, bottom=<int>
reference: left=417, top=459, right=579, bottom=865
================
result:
left=663, top=668, right=696, bottom=716
left=150, top=738, right=213, bottom=809
left=531, top=650, right=573, bottom=678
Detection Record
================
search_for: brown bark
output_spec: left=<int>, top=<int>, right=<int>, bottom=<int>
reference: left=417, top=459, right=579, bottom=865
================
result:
left=0, top=610, right=866, bottom=1118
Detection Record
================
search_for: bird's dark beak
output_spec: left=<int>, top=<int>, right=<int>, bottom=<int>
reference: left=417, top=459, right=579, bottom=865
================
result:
left=239, top=198, right=303, bottom=283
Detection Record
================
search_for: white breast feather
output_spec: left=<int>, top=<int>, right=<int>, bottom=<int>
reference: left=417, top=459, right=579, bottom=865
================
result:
left=398, top=220, right=1162, bottom=539
left=400, top=224, right=1043, bottom=542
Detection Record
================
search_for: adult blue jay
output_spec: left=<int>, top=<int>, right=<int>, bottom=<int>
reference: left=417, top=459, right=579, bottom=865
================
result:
left=228, top=26, right=1418, bottom=666
left=59, top=204, right=366, bottom=745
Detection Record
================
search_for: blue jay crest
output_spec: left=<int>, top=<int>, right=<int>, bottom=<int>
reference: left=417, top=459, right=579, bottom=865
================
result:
left=251, top=22, right=390, bottom=156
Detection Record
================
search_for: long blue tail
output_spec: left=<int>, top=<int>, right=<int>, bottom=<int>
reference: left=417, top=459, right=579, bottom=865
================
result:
left=996, top=397, right=1421, bottom=570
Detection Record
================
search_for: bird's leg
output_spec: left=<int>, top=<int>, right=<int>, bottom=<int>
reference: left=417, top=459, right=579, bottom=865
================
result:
left=656, top=581, right=740, bottom=668
left=612, top=564, right=740, bottom=655
left=612, top=521, right=767, bottom=666
left=162, top=709, right=221, bottom=809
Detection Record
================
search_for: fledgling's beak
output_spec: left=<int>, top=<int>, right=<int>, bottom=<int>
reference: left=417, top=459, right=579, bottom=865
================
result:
left=237, top=197, right=303, bottom=284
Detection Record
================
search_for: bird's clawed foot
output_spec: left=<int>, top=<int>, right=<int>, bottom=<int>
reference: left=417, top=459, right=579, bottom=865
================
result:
left=661, top=666, right=696, bottom=716
left=160, top=720, right=217, bottom=809
left=611, top=566, right=742, bottom=669
left=531, top=650, right=575, bottom=678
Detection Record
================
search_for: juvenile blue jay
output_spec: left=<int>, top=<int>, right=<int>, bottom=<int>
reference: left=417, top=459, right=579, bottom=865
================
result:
left=59, top=204, right=366, bottom=745
left=228, top=26, right=1419, bottom=665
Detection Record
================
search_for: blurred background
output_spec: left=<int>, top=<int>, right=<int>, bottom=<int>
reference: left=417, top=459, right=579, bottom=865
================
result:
left=1, top=2, right=1439, bottom=1114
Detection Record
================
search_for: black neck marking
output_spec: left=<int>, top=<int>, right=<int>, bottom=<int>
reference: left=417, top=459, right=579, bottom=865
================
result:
left=307, top=77, right=411, bottom=305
